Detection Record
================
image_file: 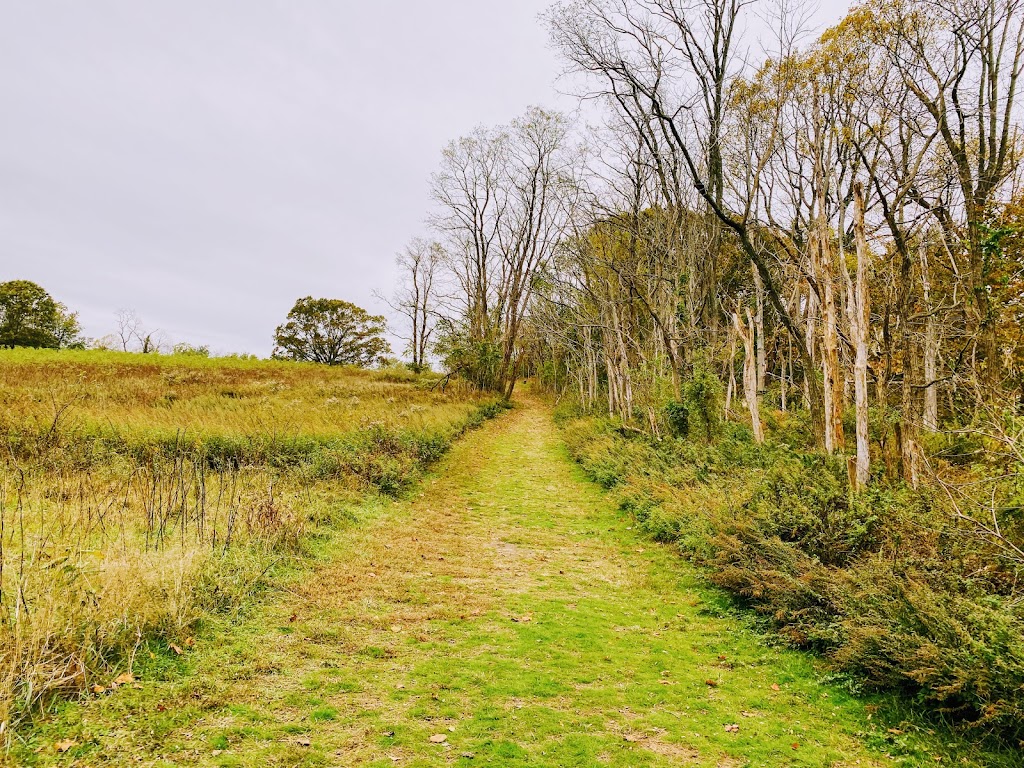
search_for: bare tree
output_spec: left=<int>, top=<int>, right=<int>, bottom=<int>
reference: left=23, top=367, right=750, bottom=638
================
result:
left=115, top=309, right=143, bottom=352
left=431, top=107, right=582, bottom=396
left=882, top=0, right=1024, bottom=382
left=381, top=238, right=442, bottom=371
left=548, top=0, right=831, bottom=445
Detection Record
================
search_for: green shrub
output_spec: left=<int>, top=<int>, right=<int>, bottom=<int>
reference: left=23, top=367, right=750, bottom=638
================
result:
left=663, top=400, right=690, bottom=437
left=681, top=361, right=723, bottom=441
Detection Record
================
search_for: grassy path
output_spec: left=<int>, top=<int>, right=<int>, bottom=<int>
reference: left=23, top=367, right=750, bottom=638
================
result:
left=23, top=399, right=965, bottom=766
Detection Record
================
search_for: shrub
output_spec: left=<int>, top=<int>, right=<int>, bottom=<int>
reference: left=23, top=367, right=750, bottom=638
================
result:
left=663, top=400, right=689, bottom=437
left=680, top=361, right=722, bottom=441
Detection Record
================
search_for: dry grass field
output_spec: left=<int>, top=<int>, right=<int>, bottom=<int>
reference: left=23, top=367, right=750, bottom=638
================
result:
left=0, top=349, right=504, bottom=735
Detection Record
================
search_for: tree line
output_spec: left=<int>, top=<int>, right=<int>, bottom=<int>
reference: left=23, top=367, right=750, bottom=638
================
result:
left=390, top=0, right=1024, bottom=492
left=0, top=280, right=391, bottom=366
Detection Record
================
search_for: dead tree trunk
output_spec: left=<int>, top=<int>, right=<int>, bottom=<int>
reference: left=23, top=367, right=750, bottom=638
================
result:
left=850, top=182, right=872, bottom=489
left=734, top=309, right=764, bottom=443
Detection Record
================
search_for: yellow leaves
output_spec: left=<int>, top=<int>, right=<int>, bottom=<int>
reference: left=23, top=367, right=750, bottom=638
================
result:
left=54, top=739, right=77, bottom=753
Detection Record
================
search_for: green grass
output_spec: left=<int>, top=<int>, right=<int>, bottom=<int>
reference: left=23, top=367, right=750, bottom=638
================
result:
left=13, top=396, right=1015, bottom=766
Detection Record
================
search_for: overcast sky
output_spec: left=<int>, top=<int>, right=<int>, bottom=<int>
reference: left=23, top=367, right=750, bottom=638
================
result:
left=0, top=1, right=850, bottom=356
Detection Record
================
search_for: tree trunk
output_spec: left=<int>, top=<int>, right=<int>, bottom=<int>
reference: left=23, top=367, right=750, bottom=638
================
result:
left=734, top=310, right=763, bottom=443
left=850, top=182, right=872, bottom=489
left=812, top=188, right=845, bottom=454
left=920, top=243, right=939, bottom=431
left=752, top=264, right=767, bottom=393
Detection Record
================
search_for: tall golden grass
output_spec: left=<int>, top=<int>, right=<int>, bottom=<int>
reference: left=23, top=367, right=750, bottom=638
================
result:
left=0, top=349, right=501, bottom=735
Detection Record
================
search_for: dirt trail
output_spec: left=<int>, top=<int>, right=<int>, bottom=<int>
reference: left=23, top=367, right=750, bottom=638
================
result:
left=28, top=399, right=892, bottom=767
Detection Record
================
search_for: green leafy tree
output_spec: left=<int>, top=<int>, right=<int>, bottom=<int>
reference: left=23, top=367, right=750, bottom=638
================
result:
left=272, top=297, right=390, bottom=366
left=0, top=280, right=82, bottom=349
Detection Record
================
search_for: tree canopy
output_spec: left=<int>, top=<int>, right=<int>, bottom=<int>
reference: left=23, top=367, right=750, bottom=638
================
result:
left=0, top=280, right=81, bottom=349
left=272, top=297, right=390, bottom=366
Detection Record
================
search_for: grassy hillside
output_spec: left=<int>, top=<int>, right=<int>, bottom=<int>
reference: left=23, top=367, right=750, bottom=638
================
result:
left=0, top=349, right=506, bottom=733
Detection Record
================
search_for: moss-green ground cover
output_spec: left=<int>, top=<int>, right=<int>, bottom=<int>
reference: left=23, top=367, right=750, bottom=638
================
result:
left=16, top=398, right=1012, bottom=766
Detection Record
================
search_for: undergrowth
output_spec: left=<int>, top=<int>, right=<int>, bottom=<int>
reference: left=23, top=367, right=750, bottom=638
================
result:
left=556, top=400, right=1024, bottom=749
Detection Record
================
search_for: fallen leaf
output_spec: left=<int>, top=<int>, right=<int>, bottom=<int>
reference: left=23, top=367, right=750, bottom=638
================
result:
left=429, top=733, right=447, bottom=743
left=390, top=625, right=402, bottom=633
left=395, top=683, right=406, bottom=689
left=771, top=683, right=781, bottom=691
left=297, top=736, right=311, bottom=747
left=113, top=672, right=135, bottom=686
left=461, top=752, right=476, bottom=759
left=185, top=636, right=196, bottom=647
left=792, top=742, right=800, bottom=750
left=383, top=730, right=395, bottom=737
left=704, top=679, right=718, bottom=687
left=211, top=749, right=223, bottom=757
left=54, top=740, right=77, bottom=753
left=289, top=613, right=298, bottom=622
left=724, top=724, right=740, bottom=733
left=170, top=644, right=183, bottom=655
left=92, top=685, right=106, bottom=695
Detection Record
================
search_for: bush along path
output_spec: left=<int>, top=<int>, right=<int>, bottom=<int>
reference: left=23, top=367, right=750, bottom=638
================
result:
left=17, top=399, right=1010, bottom=767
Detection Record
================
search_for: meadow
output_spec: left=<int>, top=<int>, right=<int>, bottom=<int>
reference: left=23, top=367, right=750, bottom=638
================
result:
left=0, top=349, right=505, bottom=736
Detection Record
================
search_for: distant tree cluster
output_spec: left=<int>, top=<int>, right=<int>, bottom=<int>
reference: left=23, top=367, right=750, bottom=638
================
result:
left=0, top=278, right=394, bottom=368
left=387, top=107, right=581, bottom=393
left=0, top=280, right=81, bottom=349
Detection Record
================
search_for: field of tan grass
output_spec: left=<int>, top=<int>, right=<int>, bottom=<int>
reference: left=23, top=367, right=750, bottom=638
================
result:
left=0, top=349, right=503, bottom=737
